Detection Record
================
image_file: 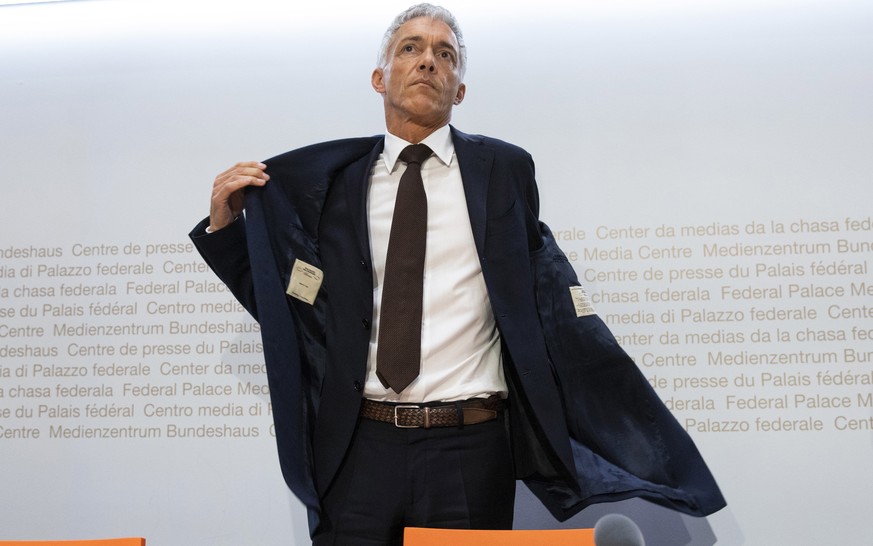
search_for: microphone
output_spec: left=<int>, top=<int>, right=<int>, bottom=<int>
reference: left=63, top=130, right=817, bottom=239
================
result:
left=593, top=513, right=646, bottom=546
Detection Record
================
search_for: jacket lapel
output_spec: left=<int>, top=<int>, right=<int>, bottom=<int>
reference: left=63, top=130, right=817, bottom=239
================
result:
left=451, top=127, right=493, bottom=257
left=343, top=138, right=386, bottom=261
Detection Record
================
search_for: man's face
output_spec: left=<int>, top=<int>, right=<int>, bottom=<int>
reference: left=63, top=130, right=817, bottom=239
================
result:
left=372, top=16, right=466, bottom=132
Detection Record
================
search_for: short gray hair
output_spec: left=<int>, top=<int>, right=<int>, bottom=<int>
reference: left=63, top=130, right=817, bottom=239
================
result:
left=377, top=3, right=467, bottom=79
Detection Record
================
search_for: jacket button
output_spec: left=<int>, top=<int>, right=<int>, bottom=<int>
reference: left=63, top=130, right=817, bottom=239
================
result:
left=360, top=259, right=368, bottom=271
left=361, top=318, right=370, bottom=329
left=353, top=381, right=363, bottom=392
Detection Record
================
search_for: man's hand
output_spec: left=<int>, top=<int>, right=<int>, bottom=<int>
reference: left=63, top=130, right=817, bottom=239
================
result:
left=209, top=161, right=270, bottom=231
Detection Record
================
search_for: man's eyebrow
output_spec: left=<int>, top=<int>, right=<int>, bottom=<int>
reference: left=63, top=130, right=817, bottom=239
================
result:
left=397, top=35, right=425, bottom=46
left=396, top=35, right=458, bottom=55
left=434, top=40, right=458, bottom=54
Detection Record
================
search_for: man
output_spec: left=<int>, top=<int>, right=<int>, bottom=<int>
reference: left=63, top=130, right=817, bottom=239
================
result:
left=191, top=4, right=725, bottom=545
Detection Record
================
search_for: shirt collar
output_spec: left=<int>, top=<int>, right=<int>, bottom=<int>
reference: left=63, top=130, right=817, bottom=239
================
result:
left=383, top=125, right=454, bottom=173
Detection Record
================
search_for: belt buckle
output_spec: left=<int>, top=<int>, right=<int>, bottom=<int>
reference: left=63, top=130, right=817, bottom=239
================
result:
left=393, top=404, right=426, bottom=429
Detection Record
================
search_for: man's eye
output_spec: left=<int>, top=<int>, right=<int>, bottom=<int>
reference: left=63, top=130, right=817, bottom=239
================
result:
left=403, top=45, right=415, bottom=52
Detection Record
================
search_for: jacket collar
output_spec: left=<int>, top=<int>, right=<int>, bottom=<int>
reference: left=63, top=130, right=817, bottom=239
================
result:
left=344, top=125, right=495, bottom=265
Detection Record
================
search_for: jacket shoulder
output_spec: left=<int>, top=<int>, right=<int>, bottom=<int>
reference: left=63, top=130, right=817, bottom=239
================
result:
left=451, top=127, right=532, bottom=160
left=263, top=136, right=383, bottom=174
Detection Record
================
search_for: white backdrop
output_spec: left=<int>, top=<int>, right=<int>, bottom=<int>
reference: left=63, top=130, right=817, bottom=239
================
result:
left=1, top=0, right=871, bottom=544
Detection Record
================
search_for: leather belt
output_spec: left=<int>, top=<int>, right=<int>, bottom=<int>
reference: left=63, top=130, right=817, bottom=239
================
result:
left=360, top=396, right=505, bottom=429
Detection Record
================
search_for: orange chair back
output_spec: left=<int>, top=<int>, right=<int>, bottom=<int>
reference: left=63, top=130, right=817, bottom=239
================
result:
left=0, top=538, right=145, bottom=546
left=404, top=527, right=595, bottom=545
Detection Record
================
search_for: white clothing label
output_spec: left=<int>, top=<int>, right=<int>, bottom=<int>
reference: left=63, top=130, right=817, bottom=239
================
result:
left=569, top=285, right=596, bottom=317
left=286, top=259, right=323, bottom=305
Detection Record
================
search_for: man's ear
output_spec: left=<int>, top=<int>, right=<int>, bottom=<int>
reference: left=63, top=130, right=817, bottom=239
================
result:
left=453, top=83, right=466, bottom=105
left=372, top=67, right=386, bottom=94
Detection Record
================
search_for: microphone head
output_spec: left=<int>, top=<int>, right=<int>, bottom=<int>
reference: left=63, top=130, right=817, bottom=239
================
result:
left=593, top=513, right=646, bottom=546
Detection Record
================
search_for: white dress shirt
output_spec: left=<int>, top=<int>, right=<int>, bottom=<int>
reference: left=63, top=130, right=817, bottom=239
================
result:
left=364, top=125, right=507, bottom=403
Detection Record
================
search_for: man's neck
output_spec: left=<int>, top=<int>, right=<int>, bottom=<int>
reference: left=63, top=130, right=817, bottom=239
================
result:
left=385, top=116, right=449, bottom=144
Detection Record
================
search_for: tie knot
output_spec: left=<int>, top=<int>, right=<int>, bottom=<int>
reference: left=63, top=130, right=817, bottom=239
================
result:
left=399, top=143, right=433, bottom=166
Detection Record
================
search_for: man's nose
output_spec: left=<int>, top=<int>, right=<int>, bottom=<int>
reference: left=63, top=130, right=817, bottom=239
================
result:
left=418, top=50, right=436, bottom=72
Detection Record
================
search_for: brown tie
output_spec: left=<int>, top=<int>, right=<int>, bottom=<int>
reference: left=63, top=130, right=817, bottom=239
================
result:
left=376, top=144, right=433, bottom=392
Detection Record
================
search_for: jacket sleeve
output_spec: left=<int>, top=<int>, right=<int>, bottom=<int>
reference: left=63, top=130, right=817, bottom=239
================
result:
left=189, top=216, right=258, bottom=320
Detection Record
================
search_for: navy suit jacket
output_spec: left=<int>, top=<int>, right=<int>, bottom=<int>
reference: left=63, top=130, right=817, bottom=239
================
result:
left=190, top=127, right=725, bottom=535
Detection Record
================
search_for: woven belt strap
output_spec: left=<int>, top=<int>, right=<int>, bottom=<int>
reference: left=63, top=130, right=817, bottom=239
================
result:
left=360, top=396, right=505, bottom=429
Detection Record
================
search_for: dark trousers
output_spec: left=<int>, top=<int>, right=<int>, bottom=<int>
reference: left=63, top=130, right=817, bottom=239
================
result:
left=312, top=413, right=516, bottom=546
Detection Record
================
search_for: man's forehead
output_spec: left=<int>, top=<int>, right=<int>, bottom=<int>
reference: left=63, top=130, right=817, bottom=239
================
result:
left=391, top=16, right=459, bottom=48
